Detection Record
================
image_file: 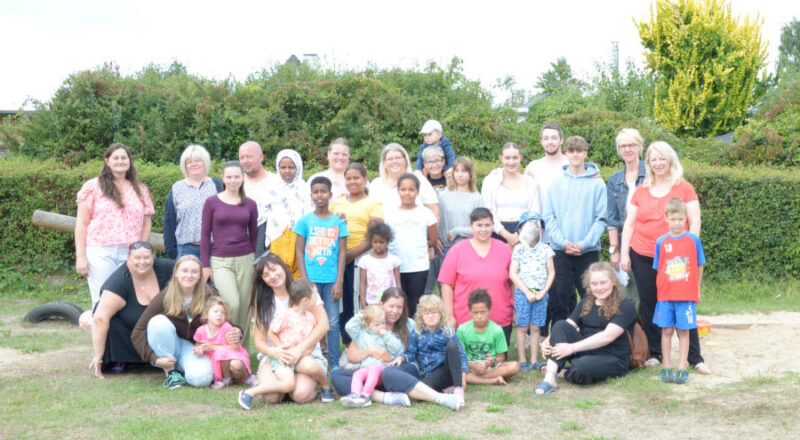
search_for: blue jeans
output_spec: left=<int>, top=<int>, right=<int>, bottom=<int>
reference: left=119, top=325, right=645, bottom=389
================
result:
left=146, top=314, right=213, bottom=387
left=177, top=243, right=201, bottom=259
left=315, top=282, right=340, bottom=370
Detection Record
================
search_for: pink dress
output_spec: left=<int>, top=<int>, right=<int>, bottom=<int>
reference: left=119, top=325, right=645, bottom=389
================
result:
left=193, top=321, right=251, bottom=381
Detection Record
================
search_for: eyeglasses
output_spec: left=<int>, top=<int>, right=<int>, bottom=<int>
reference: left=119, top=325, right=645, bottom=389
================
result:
left=424, top=159, right=444, bottom=165
left=618, top=143, right=639, bottom=150
left=129, top=241, right=153, bottom=251
left=385, top=155, right=405, bottom=163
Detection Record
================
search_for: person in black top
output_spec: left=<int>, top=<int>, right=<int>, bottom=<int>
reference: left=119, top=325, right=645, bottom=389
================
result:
left=88, top=242, right=174, bottom=378
left=534, top=262, right=636, bottom=395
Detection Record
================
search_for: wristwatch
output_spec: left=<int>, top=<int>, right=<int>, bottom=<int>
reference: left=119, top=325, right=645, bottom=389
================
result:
left=608, top=246, right=617, bottom=254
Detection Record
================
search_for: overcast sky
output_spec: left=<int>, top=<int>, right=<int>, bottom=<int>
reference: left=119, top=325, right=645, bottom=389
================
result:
left=1, top=0, right=796, bottom=110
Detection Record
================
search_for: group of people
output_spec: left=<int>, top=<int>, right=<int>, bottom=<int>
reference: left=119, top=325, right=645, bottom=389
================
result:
left=75, top=120, right=708, bottom=411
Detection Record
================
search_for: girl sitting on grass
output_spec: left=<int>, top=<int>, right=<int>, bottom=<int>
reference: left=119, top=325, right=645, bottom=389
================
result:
left=193, top=296, right=255, bottom=389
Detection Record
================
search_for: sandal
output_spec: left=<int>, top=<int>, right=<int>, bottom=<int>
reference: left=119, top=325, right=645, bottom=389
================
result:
left=533, top=361, right=548, bottom=375
left=644, top=358, right=661, bottom=368
left=659, top=368, right=674, bottom=383
left=674, top=369, right=689, bottom=384
left=693, top=362, right=711, bottom=375
left=532, top=380, right=559, bottom=396
left=519, top=362, right=531, bottom=372
left=244, top=375, right=258, bottom=387
left=212, top=378, right=231, bottom=390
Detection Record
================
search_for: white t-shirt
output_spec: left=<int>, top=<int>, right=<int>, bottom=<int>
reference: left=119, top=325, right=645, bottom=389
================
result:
left=525, top=157, right=568, bottom=243
left=385, top=205, right=437, bottom=273
left=357, top=253, right=402, bottom=304
left=244, top=172, right=281, bottom=226
left=368, top=172, right=438, bottom=211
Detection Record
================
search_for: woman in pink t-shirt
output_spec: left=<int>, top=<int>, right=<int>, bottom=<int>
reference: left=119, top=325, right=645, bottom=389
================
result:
left=619, top=141, right=709, bottom=375
left=75, top=143, right=155, bottom=307
left=439, top=207, right=513, bottom=345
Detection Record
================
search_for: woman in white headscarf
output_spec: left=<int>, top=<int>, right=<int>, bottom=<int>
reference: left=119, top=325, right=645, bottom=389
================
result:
left=262, top=149, right=312, bottom=279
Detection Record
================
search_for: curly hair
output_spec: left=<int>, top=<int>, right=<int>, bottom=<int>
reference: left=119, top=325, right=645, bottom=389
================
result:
left=579, top=262, right=625, bottom=320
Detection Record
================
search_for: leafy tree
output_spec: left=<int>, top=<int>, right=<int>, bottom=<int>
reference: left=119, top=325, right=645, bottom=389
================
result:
left=591, top=60, right=655, bottom=119
left=636, top=0, right=768, bottom=136
left=777, top=18, right=800, bottom=77
left=536, top=58, right=585, bottom=94
left=493, top=75, right=531, bottom=108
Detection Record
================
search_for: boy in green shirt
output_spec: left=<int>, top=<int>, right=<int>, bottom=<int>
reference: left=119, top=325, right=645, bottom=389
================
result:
left=457, top=290, right=521, bottom=385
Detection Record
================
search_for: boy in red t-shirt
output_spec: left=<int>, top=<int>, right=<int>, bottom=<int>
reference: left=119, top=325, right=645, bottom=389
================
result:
left=652, top=198, right=706, bottom=384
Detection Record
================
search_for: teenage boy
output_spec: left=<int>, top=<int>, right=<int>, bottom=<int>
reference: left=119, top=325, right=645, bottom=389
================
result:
left=525, top=124, right=569, bottom=241
left=457, top=289, right=521, bottom=385
left=416, top=120, right=456, bottom=178
left=294, top=176, right=349, bottom=369
left=543, top=136, right=607, bottom=326
left=653, top=198, right=705, bottom=384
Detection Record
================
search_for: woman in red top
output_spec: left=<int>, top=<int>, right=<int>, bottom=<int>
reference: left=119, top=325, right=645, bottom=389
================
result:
left=619, top=141, right=709, bottom=374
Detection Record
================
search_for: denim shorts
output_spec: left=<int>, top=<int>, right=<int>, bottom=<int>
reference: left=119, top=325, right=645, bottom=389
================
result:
left=514, top=289, right=549, bottom=327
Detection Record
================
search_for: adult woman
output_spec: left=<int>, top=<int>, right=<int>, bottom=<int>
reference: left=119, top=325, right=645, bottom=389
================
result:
left=481, top=142, right=539, bottom=247
left=439, top=207, right=514, bottom=343
left=75, top=143, right=155, bottom=307
left=262, top=149, right=312, bottom=279
left=331, top=288, right=460, bottom=410
left=163, top=144, right=222, bottom=260
left=238, top=254, right=330, bottom=407
left=369, top=143, right=440, bottom=219
left=606, top=129, right=646, bottom=304
left=620, top=141, right=709, bottom=374
left=308, top=137, right=351, bottom=200
left=201, top=161, right=258, bottom=346
left=534, top=262, right=637, bottom=394
left=131, top=255, right=223, bottom=388
left=88, top=242, right=173, bottom=378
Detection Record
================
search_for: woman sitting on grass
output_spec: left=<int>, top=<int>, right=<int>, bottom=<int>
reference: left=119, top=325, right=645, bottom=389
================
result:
left=534, top=262, right=637, bottom=395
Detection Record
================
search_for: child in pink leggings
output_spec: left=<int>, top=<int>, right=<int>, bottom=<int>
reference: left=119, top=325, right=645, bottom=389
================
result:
left=340, top=305, right=404, bottom=408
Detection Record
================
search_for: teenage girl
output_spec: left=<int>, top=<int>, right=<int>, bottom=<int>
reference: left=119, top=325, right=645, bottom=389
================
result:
left=438, top=157, right=485, bottom=255
left=331, top=162, right=384, bottom=345
left=384, top=173, right=437, bottom=318
left=200, top=161, right=258, bottom=346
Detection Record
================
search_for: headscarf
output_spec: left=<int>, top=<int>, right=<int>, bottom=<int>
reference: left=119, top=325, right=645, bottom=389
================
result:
left=263, top=149, right=312, bottom=246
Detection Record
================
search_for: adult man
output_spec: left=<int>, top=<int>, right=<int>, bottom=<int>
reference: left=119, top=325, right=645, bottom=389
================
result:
left=238, top=141, right=280, bottom=257
left=524, top=124, right=569, bottom=237
left=543, top=136, right=607, bottom=327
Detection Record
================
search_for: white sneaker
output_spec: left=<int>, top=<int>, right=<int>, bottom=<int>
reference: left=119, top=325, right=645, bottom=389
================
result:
left=643, top=358, right=661, bottom=368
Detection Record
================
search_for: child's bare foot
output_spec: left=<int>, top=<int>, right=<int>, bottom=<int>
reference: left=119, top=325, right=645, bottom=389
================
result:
left=493, top=376, right=508, bottom=386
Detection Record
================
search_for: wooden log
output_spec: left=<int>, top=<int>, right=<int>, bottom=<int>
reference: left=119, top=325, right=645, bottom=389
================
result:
left=32, top=210, right=165, bottom=251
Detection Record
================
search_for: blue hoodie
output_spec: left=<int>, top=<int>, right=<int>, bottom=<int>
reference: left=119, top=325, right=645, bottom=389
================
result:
left=543, top=162, right=607, bottom=253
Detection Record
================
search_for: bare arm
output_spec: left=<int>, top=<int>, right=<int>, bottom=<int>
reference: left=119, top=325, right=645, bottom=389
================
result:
left=332, top=237, right=346, bottom=301
left=74, top=201, right=91, bottom=277
left=140, top=215, right=152, bottom=242
left=295, top=235, right=307, bottom=279
left=359, top=267, right=368, bottom=309
left=508, top=260, right=535, bottom=300
left=440, top=282, right=456, bottom=324
left=686, top=200, right=701, bottom=236
left=608, top=228, right=621, bottom=269
left=540, top=257, right=556, bottom=299
left=553, top=323, right=625, bottom=360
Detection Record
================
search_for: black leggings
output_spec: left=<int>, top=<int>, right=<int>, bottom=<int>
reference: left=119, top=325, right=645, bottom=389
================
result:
left=544, top=251, right=599, bottom=336
left=420, top=341, right=463, bottom=391
left=630, top=249, right=704, bottom=364
left=401, top=270, right=429, bottom=319
left=548, top=320, right=628, bottom=385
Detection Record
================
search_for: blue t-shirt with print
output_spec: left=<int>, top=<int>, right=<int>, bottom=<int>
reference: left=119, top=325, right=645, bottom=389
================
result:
left=511, top=241, right=554, bottom=291
left=294, top=213, right=349, bottom=283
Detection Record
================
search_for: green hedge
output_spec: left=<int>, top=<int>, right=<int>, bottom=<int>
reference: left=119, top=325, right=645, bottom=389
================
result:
left=2, top=156, right=798, bottom=279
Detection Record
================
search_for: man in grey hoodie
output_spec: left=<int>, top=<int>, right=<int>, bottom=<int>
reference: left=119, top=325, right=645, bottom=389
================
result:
left=543, top=136, right=608, bottom=326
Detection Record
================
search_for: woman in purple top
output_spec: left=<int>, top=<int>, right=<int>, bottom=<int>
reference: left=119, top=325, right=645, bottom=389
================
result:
left=201, top=161, right=258, bottom=346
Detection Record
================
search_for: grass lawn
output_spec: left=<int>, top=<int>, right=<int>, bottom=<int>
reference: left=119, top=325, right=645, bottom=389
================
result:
left=1, top=275, right=799, bottom=439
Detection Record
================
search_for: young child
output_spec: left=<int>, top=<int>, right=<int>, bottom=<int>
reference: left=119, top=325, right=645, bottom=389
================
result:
left=192, top=296, right=254, bottom=390
left=416, top=120, right=456, bottom=177
left=384, top=173, right=438, bottom=318
left=294, top=175, right=349, bottom=369
left=358, top=222, right=401, bottom=308
left=653, top=198, right=706, bottom=384
left=457, top=289, right=521, bottom=385
left=268, top=279, right=334, bottom=399
left=402, top=294, right=467, bottom=411
left=331, top=162, right=384, bottom=345
left=508, top=212, right=555, bottom=372
left=340, top=305, right=405, bottom=408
